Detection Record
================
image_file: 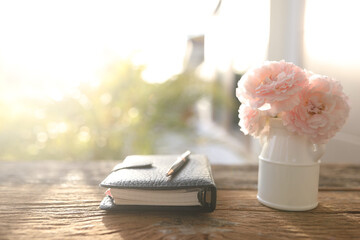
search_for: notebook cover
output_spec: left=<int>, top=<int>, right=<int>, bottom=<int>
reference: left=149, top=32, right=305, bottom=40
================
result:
left=99, top=154, right=216, bottom=212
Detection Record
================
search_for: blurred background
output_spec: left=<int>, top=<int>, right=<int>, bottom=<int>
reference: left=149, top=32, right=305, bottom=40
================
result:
left=0, top=0, right=359, bottom=163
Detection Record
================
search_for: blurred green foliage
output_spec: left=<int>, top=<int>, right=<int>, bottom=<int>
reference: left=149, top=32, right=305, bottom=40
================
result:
left=0, top=61, right=232, bottom=161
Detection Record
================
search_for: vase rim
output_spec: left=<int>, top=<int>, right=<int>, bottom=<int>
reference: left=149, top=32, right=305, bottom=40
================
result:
left=268, top=118, right=285, bottom=128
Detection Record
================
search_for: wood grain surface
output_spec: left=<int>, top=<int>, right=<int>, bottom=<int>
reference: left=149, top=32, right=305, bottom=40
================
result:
left=0, top=161, right=359, bottom=240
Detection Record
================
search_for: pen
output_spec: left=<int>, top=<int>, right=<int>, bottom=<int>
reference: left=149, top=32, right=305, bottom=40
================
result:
left=166, top=150, right=191, bottom=177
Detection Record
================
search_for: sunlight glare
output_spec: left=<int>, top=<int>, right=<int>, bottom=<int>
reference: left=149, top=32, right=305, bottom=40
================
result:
left=304, top=0, right=360, bottom=66
left=0, top=0, right=218, bottom=97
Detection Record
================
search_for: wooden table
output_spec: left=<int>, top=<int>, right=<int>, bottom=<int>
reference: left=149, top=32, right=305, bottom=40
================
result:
left=0, top=161, right=359, bottom=239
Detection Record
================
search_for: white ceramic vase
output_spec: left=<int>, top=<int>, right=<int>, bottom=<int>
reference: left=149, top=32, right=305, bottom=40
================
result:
left=257, top=118, right=325, bottom=211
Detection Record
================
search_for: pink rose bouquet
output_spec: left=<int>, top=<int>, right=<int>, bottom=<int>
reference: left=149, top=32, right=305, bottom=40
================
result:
left=236, top=60, right=308, bottom=115
left=238, top=104, right=267, bottom=137
left=236, top=61, right=350, bottom=144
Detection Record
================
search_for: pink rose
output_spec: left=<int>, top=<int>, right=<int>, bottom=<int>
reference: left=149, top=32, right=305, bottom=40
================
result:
left=236, top=60, right=308, bottom=115
left=281, top=74, right=350, bottom=144
left=238, top=104, right=267, bottom=137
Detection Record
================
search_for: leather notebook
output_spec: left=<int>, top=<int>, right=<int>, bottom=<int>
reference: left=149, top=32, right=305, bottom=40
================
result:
left=99, top=154, right=217, bottom=212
